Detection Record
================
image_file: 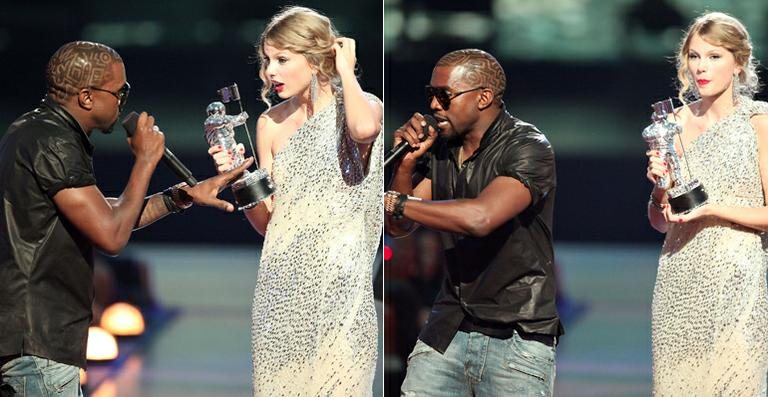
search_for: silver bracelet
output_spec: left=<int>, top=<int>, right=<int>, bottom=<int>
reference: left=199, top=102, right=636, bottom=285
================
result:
left=648, top=195, right=665, bottom=211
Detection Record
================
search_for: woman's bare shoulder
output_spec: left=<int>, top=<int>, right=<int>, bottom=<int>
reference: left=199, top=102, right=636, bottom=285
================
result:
left=258, top=100, right=296, bottom=132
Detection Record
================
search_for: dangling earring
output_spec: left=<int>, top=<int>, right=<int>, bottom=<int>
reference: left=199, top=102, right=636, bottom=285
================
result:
left=310, top=73, right=318, bottom=109
left=732, top=71, right=741, bottom=104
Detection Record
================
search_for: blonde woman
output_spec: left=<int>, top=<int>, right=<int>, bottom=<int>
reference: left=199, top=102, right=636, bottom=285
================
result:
left=209, top=6, right=382, bottom=396
left=645, top=12, right=768, bottom=395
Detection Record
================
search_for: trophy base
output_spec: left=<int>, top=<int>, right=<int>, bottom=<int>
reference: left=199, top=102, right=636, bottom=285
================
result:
left=232, top=169, right=275, bottom=211
left=668, top=180, right=708, bottom=214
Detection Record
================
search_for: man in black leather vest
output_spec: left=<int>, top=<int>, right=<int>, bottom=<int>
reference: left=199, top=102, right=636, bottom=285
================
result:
left=386, top=49, right=563, bottom=396
left=0, top=41, right=251, bottom=397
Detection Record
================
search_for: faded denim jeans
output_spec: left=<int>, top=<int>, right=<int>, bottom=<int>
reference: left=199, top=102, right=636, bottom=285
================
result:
left=0, top=356, right=82, bottom=397
left=401, top=330, right=556, bottom=396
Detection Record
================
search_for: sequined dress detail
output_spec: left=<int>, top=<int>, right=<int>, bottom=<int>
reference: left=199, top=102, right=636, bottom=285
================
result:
left=250, top=92, right=382, bottom=396
left=652, top=98, right=768, bottom=396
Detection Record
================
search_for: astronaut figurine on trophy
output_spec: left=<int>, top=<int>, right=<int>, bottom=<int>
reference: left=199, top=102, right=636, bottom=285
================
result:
left=642, top=98, right=708, bottom=214
left=204, top=83, right=274, bottom=210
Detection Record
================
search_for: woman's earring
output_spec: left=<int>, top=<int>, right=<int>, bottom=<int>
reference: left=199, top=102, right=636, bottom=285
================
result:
left=310, top=73, right=319, bottom=108
left=732, top=71, right=741, bottom=103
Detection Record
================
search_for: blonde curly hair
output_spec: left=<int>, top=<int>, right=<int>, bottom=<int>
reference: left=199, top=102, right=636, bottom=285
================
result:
left=256, top=6, right=339, bottom=106
left=676, top=12, right=759, bottom=103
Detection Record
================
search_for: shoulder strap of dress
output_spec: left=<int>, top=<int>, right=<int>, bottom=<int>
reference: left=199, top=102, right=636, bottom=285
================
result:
left=742, top=98, right=768, bottom=117
left=751, top=100, right=768, bottom=116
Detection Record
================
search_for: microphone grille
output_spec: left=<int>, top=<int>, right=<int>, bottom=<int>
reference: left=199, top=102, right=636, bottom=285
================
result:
left=121, top=111, right=140, bottom=137
left=422, top=114, right=438, bottom=129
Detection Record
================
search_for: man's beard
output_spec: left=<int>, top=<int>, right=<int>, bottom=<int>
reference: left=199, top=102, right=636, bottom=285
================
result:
left=440, top=125, right=461, bottom=142
left=99, top=116, right=119, bottom=134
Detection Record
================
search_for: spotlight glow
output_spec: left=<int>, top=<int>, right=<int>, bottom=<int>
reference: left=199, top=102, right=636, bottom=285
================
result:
left=86, top=326, right=118, bottom=361
left=101, top=302, right=145, bottom=336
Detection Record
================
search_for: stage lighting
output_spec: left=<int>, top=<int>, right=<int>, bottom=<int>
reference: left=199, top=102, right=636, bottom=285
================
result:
left=86, top=326, right=119, bottom=361
left=101, top=302, right=145, bottom=336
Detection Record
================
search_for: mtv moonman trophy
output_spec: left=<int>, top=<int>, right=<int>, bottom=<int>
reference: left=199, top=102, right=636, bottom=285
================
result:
left=204, top=83, right=274, bottom=210
left=642, top=98, right=708, bottom=214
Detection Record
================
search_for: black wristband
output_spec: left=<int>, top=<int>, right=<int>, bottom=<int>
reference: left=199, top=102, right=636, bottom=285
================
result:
left=162, top=185, right=188, bottom=214
left=392, top=193, right=408, bottom=220
left=161, top=188, right=182, bottom=214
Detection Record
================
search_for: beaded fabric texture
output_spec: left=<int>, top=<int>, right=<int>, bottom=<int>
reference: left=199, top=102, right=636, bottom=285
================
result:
left=652, top=97, right=768, bottom=396
left=250, top=91, right=383, bottom=396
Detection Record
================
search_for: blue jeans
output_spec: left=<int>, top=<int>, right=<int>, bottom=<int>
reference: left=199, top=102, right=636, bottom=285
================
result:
left=401, top=330, right=556, bottom=396
left=0, top=356, right=82, bottom=397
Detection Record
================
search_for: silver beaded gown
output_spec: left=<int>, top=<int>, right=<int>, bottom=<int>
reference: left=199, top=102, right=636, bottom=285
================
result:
left=250, top=92, right=383, bottom=396
left=652, top=98, right=768, bottom=396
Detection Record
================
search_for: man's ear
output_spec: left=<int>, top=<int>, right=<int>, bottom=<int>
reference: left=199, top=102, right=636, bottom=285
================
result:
left=477, top=88, right=494, bottom=110
left=77, top=88, right=93, bottom=110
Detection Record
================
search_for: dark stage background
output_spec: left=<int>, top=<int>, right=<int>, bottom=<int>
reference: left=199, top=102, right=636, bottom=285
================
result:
left=384, top=0, right=768, bottom=243
left=0, top=0, right=383, bottom=246
left=383, top=1, right=768, bottom=396
left=0, top=4, right=384, bottom=395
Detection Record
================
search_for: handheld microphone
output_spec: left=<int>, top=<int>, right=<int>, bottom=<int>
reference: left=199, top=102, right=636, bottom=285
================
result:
left=384, top=114, right=438, bottom=167
left=121, top=111, right=198, bottom=186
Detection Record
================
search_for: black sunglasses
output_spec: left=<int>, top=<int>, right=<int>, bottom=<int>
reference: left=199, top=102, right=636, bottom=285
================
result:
left=89, top=82, right=131, bottom=107
left=425, top=85, right=485, bottom=110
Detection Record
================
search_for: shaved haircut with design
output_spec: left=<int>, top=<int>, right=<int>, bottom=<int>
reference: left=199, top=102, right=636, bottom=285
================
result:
left=437, top=49, right=506, bottom=106
left=46, top=41, right=122, bottom=102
